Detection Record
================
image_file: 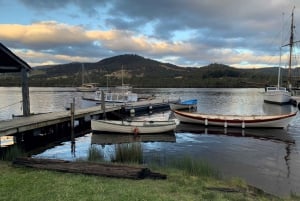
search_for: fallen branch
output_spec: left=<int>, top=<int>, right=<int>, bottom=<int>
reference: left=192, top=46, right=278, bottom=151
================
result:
left=13, top=157, right=166, bottom=180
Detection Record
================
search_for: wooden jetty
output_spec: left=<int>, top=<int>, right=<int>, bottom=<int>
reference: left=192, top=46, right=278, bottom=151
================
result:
left=0, top=105, right=120, bottom=137
left=13, top=157, right=167, bottom=180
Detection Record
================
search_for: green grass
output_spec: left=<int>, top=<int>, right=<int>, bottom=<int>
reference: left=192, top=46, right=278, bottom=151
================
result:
left=0, top=161, right=297, bottom=201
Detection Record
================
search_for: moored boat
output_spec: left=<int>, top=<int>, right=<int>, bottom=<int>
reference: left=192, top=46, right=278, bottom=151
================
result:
left=91, top=119, right=177, bottom=134
left=94, top=85, right=138, bottom=103
left=264, top=87, right=291, bottom=104
left=173, top=110, right=297, bottom=128
left=170, top=99, right=197, bottom=110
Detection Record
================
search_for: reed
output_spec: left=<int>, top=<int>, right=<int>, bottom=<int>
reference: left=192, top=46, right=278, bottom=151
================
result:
left=165, top=155, right=221, bottom=179
left=111, top=142, right=143, bottom=164
left=0, top=145, right=24, bottom=161
left=87, top=145, right=104, bottom=162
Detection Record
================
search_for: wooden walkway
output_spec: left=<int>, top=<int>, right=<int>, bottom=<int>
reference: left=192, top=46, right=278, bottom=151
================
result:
left=0, top=105, right=120, bottom=137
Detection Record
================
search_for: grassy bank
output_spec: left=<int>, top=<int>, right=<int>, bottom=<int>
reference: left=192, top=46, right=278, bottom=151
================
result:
left=0, top=161, right=297, bottom=201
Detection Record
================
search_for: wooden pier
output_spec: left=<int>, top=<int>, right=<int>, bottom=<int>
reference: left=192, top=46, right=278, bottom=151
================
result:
left=0, top=105, right=120, bottom=137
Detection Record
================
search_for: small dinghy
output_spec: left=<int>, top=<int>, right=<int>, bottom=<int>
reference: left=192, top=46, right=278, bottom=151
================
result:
left=91, top=119, right=177, bottom=134
left=170, top=99, right=197, bottom=110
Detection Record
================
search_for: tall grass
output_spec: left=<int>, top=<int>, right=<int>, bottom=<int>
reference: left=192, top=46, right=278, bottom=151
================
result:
left=0, top=145, right=24, bottom=161
left=111, top=142, right=143, bottom=164
left=87, top=145, right=104, bottom=162
left=165, top=155, right=221, bottom=179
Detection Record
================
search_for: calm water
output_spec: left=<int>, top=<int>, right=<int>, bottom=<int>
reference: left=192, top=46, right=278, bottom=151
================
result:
left=1, top=87, right=300, bottom=197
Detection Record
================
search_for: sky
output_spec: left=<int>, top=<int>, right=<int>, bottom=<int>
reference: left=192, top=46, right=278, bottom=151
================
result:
left=0, top=0, right=300, bottom=68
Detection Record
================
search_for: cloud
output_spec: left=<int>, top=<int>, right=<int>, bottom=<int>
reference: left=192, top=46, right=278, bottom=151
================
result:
left=2, top=0, right=300, bottom=68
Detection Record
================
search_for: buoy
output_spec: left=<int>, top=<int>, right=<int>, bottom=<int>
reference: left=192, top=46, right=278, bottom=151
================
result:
left=133, top=127, right=139, bottom=135
left=205, top=118, right=208, bottom=126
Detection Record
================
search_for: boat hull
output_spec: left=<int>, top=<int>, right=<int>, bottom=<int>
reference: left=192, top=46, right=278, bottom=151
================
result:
left=91, top=120, right=176, bottom=134
left=170, top=103, right=197, bottom=110
left=263, top=88, right=291, bottom=104
left=173, top=110, right=297, bottom=128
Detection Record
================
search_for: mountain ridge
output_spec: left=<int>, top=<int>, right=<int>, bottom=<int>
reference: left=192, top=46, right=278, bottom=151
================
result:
left=1, top=54, right=297, bottom=88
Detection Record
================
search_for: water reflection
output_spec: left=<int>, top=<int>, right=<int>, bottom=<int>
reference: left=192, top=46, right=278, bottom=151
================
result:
left=175, top=123, right=295, bottom=144
left=263, top=102, right=293, bottom=115
left=91, top=133, right=176, bottom=146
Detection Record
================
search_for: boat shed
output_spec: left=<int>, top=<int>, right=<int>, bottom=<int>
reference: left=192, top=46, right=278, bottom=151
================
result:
left=0, top=42, right=32, bottom=116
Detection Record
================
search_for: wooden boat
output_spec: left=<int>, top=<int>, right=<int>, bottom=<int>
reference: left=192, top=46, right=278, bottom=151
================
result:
left=91, top=119, right=177, bottom=134
left=170, top=99, right=197, bottom=110
left=173, top=110, right=297, bottom=128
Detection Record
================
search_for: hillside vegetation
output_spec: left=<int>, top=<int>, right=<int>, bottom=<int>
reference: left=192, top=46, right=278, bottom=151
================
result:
left=1, top=54, right=299, bottom=88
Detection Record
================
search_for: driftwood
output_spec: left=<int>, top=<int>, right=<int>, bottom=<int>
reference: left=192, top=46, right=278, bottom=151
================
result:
left=12, top=157, right=166, bottom=180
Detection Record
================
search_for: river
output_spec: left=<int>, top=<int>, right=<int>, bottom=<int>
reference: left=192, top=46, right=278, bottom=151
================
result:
left=0, top=87, right=299, bottom=197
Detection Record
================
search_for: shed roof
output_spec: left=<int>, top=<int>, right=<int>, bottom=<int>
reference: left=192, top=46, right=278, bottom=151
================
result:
left=0, top=43, right=32, bottom=73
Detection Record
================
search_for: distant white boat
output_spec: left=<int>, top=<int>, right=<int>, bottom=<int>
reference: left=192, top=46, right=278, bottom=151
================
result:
left=76, top=63, right=98, bottom=92
left=91, top=119, right=177, bottom=134
left=264, top=86, right=291, bottom=104
left=173, top=110, right=297, bottom=129
left=94, top=85, right=138, bottom=103
left=77, top=83, right=98, bottom=92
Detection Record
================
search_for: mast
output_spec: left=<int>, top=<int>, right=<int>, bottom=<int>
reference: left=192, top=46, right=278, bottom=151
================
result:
left=278, top=12, right=284, bottom=89
left=288, top=7, right=295, bottom=91
left=81, top=63, right=84, bottom=85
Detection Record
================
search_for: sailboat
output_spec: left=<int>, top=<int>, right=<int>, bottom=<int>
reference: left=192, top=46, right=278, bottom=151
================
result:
left=76, top=63, right=98, bottom=92
left=264, top=10, right=295, bottom=104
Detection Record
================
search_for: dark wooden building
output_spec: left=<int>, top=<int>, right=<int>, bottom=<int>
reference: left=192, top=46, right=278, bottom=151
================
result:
left=0, top=43, right=32, bottom=116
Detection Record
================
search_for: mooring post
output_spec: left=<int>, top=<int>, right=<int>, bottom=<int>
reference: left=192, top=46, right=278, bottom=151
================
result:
left=70, top=98, right=75, bottom=142
left=101, top=90, right=106, bottom=119
left=21, top=68, right=30, bottom=116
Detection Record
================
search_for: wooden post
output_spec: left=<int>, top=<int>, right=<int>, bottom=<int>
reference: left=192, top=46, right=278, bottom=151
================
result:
left=21, top=68, right=30, bottom=116
left=70, top=98, right=76, bottom=156
left=70, top=98, right=75, bottom=142
left=101, top=90, right=106, bottom=119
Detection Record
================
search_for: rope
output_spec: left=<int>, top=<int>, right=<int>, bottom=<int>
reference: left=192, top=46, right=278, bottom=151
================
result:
left=0, top=100, right=22, bottom=111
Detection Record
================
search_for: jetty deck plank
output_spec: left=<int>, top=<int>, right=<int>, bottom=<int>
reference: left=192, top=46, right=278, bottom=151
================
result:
left=0, top=105, right=120, bottom=137
left=13, top=157, right=167, bottom=180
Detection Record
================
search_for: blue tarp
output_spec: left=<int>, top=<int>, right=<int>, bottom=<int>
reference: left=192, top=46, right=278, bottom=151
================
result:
left=181, top=99, right=197, bottom=105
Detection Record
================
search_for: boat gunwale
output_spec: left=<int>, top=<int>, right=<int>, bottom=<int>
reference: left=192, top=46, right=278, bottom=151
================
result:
left=92, top=119, right=176, bottom=128
left=173, top=110, right=297, bottom=124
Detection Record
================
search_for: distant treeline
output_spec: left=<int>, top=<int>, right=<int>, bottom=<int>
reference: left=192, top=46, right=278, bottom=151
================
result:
left=1, top=54, right=300, bottom=88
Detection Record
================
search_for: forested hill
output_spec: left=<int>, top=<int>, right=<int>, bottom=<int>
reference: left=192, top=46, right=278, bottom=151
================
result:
left=0, top=54, right=297, bottom=88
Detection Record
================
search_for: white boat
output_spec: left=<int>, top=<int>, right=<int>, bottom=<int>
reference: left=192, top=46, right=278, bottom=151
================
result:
left=91, top=119, right=177, bottom=134
left=170, top=99, right=197, bottom=110
left=76, top=63, right=98, bottom=92
left=264, top=86, right=291, bottom=104
left=94, top=85, right=138, bottom=103
left=264, top=10, right=296, bottom=104
left=173, top=110, right=297, bottom=128
left=77, top=83, right=98, bottom=92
